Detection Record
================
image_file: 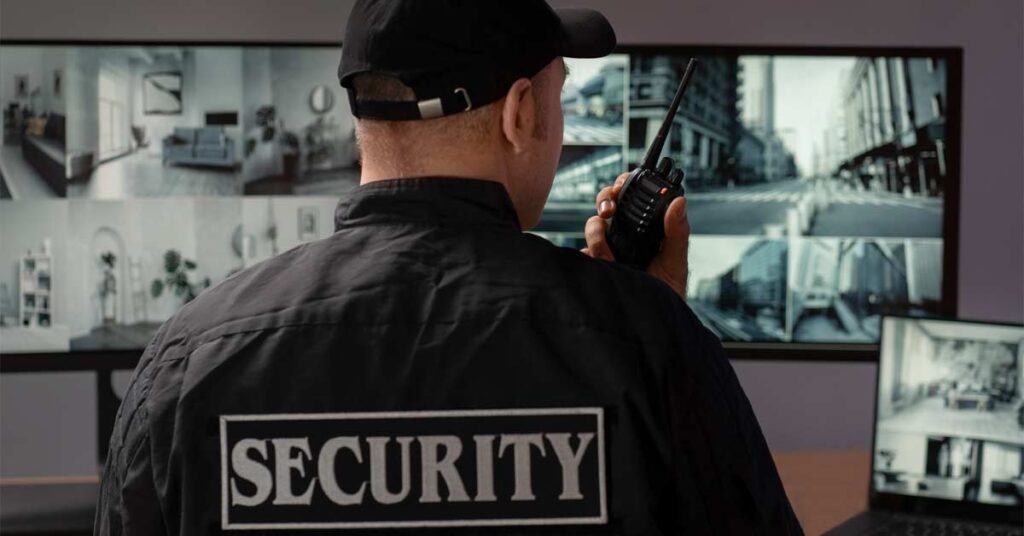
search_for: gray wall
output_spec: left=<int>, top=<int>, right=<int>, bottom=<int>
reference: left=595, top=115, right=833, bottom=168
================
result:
left=1, top=0, right=1022, bottom=477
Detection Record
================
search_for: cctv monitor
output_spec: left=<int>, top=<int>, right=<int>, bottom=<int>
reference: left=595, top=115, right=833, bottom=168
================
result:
left=0, top=42, right=960, bottom=362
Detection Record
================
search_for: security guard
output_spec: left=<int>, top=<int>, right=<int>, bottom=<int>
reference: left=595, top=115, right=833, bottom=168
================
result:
left=96, top=1, right=801, bottom=534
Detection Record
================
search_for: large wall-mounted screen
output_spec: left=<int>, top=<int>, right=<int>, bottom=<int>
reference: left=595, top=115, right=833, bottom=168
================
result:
left=538, top=48, right=959, bottom=348
left=0, top=43, right=959, bottom=357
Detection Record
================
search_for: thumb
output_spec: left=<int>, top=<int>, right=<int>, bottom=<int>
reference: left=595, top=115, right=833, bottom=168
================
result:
left=658, top=196, right=689, bottom=270
left=647, top=196, right=689, bottom=298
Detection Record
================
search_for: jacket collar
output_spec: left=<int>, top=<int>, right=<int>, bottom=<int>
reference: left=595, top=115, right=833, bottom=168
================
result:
left=334, top=177, right=523, bottom=232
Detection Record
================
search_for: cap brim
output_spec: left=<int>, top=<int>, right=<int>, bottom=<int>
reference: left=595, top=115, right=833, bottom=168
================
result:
left=555, top=8, right=617, bottom=59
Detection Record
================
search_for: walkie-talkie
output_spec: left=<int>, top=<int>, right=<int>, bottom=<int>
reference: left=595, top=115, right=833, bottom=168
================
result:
left=606, top=58, right=698, bottom=270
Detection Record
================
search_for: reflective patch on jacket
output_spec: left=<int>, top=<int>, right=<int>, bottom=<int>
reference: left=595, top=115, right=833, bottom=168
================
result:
left=220, top=407, right=607, bottom=530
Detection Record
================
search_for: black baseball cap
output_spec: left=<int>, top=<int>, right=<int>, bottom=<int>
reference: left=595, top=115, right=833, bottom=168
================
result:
left=338, top=0, right=616, bottom=121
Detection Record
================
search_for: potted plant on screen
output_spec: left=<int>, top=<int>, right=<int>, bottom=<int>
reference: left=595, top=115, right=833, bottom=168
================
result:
left=99, top=251, right=117, bottom=325
left=151, top=249, right=211, bottom=308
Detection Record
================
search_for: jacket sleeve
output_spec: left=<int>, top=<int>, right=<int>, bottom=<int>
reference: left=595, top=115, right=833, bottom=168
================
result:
left=94, top=339, right=168, bottom=535
left=660, top=292, right=803, bottom=534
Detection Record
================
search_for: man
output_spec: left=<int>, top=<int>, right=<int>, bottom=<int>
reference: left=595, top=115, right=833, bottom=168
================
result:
left=96, top=1, right=800, bottom=534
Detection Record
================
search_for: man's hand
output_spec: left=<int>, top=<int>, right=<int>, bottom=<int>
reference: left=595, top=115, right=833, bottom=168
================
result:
left=581, top=172, right=690, bottom=299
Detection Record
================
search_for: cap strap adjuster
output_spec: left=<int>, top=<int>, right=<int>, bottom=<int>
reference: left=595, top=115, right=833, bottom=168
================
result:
left=454, top=87, right=472, bottom=112
left=351, top=87, right=475, bottom=121
left=417, top=88, right=473, bottom=119
left=417, top=98, right=444, bottom=120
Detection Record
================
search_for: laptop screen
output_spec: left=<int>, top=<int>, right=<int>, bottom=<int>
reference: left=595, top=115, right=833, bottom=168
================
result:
left=874, top=317, right=1024, bottom=507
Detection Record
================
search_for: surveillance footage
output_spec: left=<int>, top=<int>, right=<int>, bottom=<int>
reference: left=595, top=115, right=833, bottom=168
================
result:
left=874, top=319, right=1024, bottom=506
left=561, top=55, right=627, bottom=145
left=542, top=54, right=950, bottom=240
left=538, top=51, right=952, bottom=344
left=0, top=45, right=358, bottom=201
left=630, top=55, right=948, bottom=238
left=0, top=44, right=358, bottom=353
left=789, top=238, right=943, bottom=343
left=688, top=237, right=788, bottom=341
left=1, top=44, right=955, bottom=351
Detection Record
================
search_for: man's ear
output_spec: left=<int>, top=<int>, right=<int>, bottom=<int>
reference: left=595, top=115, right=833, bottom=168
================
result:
left=500, top=78, right=536, bottom=154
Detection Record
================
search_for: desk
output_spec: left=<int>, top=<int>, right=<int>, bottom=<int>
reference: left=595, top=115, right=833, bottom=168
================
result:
left=1, top=451, right=871, bottom=535
left=0, top=476, right=98, bottom=535
left=774, top=449, right=871, bottom=535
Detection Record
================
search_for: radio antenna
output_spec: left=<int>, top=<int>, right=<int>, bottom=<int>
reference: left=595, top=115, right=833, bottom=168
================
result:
left=639, top=57, right=698, bottom=170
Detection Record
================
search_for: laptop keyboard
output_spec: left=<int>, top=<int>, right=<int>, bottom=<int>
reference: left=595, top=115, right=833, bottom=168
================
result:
left=857, top=514, right=1023, bottom=535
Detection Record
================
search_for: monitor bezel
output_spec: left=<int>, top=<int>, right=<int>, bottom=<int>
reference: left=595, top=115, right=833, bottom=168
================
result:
left=0, top=40, right=963, bottom=369
left=868, top=314, right=1024, bottom=525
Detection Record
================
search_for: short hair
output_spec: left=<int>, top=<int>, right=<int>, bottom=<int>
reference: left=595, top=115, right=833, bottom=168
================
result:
left=350, top=73, right=416, bottom=102
left=351, top=74, right=496, bottom=159
left=352, top=65, right=555, bottom=160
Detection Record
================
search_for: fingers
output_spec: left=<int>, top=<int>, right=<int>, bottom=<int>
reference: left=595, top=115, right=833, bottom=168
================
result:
left=595, top=172, right=631, bottom=218
left=586, top=171, right=630, bottom=260
left=584, top=215, right=615, bottom=262
left=648, top=196, right=689, bottom=298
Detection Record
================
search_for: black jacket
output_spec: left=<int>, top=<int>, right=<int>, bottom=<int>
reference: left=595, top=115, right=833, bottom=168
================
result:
left=96, top=177, right=801, bottom=535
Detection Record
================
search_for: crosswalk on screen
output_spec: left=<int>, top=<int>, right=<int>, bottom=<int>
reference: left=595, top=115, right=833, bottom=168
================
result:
left=0, top=44, right=956, bottom=354
left=536, top=51, right=955, bottom=344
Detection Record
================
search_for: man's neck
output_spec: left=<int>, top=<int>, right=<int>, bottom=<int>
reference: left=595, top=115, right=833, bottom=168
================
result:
left=358, top=154, right=539, bottom=230
left=359, top=154, right=509, bottom=189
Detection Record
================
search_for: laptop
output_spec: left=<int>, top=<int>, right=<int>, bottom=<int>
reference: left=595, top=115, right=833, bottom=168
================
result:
left=828, top=316, right=1024, bottom=535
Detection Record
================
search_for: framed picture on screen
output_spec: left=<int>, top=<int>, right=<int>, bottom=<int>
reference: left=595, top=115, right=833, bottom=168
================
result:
left=143, top=71, right=183, bottom=114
